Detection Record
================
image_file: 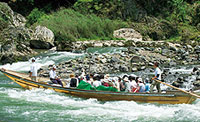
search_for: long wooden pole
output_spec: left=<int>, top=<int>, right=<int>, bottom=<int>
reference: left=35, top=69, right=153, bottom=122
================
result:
left=155, top=79, right=200, bottom=98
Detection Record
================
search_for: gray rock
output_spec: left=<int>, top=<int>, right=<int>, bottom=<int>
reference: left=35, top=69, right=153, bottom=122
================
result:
left=196, top=75, right=200, bottom=80
left=130, top=56, right=142, bottom=63
left=113, top=28, right=142, bottom=41
left=111, top=57, right=120, bottom=63
left=119, top=65, right=129, bottom=72
left=132, top=67, right=138, bottom=72
left=193, top=80, right=200, bottom=87
left=30, top=26, right=54, bottom=49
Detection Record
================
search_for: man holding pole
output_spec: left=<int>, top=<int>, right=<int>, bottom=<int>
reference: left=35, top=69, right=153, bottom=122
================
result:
left=29, top=57, right=38, bottom=81
left=150, top=62, right=162, bottom=93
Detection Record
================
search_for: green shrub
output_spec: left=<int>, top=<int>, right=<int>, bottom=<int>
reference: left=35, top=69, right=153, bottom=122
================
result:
left=35, top=9, right=128, bottom=42
left=26, top=8, right=45, bottom=26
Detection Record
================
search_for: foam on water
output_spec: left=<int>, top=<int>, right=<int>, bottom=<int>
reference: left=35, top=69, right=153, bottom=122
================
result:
left=0, top=87, right=199, bottom=122
left=0, top=50, right=200, bottom=121
left=0, top=51, right=84, bottom=71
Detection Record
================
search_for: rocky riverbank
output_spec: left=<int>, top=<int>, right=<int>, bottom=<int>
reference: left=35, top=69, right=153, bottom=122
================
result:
left=38, top=40, right=200, bottom=88
left=0, top=2, right=54, bottom=64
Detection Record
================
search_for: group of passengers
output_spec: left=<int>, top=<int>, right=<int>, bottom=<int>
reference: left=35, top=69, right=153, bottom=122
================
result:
left=29, top=57, right=161, bottom=93
left=68, top=72, right=151, bottom=93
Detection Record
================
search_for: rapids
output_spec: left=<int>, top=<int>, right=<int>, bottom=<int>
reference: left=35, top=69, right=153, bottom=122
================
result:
left=0, top=47, right=199, bottom=122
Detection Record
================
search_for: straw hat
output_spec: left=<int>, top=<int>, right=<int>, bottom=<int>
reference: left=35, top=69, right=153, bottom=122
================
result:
left=124, top=77, right=129, bottom=82
left=105, top=74, right=110, bottom=79
left=53, top=65, right=57, bottom=69
left=138, top=77, right=143, bottom=82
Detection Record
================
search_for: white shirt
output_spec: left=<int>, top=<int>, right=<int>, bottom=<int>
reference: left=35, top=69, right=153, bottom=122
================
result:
left=130, top=80, right=137, bottom=88
left=125, top=82, right=131, bottom=92
left=49, top=70, right=57, bottom=79
left=93, top=81, right=101, bottom=87
left=155, top=67, right=162, bottom=80
left=139, top=83, right=145, bottom=92
left=30, top=62, right=37, bottom=77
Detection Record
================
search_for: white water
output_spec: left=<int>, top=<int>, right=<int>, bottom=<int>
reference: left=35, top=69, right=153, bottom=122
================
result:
left=1, top=87, right=200, bottom=122
left=0, top=50, right=200, bottom=122
left=0, top=51, right=84, bottom=71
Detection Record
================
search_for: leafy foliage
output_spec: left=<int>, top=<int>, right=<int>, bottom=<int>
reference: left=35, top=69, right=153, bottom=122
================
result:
left=26, top=8, right=45, bottom=26
left=35, top=9, right=128, bottom=42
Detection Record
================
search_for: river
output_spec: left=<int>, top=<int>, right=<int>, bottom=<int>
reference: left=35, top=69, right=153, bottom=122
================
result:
left=0, top=47, right=200, bottom=122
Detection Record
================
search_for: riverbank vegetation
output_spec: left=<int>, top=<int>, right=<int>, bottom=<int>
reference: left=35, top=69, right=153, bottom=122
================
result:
left=3, top=0, right=200, bottom=43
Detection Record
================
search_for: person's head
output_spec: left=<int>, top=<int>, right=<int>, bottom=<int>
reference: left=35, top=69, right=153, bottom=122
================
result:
left=31, top=57, right=35, bottom=62
left=154, top=62, right=159, bottom=68
left=90, top=74, right=94, bottom=78
left=124, top=77, right=129, bottom=82
left=80, top=76, right=85, bottom=81
left=138, top=77, right=143, bottom=83
left=99, top=74, right=104, bottom=80
left=53, top=65, right=56, bottom=71
left=118, top=77, right=122, bottom=82
left=128, top=76, right=132, bottom=81
left=70, top=73, right=75, bottom=78
left=105, top=74, right=110, bottom=79
left=145, top=78, right=149, bottom=83
left=122, top=75, right=128, bottom=79
left=136, top=77, right=139, bottom=83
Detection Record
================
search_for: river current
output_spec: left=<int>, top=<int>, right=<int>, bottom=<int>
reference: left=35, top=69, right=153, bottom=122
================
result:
left=0, top=47, right=199, bottom=122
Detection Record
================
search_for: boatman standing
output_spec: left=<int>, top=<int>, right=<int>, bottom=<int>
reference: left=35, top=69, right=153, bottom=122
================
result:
left=150, top=62, right=162, bottom=93
left=29, top=57, right=38, bottom=81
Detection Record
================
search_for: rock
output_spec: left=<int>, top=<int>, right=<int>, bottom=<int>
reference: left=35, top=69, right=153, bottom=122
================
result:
left=94, top=42, right=103, bottom=47
left=0, top=26, right=36, bottom=64
left=30, top=26, right=54, bottom=49
left=113, top=28, right=142, bottom=41
left=172, top=81, right=183, bottom=87
left=193, top=80, right=200, bottom=87
left=140, top=66, right=146, bottom=70
left=194, top=46, right=200, bottom=54
left=100, top=58, right=107, bottom=63
left=119, top=65, right=129, bottom=72
left=0, top=2, right=26, bottom=28
left=111, top=57, right=120, bottom=63
left=196, top=76, right=200, bottom=80
left=130, top=56, right=142, bottom=63
left=132, top=67, right=138, bottom=72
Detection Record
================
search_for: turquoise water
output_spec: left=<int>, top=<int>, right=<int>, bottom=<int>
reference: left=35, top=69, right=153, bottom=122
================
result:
left=0, top=48, right=200, bottom=122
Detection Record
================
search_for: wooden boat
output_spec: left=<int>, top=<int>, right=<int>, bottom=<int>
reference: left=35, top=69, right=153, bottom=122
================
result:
left=0, top=68, right=198, bottom=104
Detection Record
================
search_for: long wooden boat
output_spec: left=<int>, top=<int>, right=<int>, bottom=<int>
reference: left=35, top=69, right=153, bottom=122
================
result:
left=0, top=68, right=198, bottom=104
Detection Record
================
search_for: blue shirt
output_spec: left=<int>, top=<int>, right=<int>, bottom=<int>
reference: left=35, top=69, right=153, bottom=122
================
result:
left=145, top=83, right=150, bottom=92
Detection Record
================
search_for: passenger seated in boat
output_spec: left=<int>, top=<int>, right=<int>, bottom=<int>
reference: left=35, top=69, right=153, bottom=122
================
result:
left=93, top=75, right=101, bottom=87
left=145, top=78, right=150, bottom=93
left=129, top=76, right=137, bottom=93
left=70, top=74, right=78, bottom=87
left=103, top=74, right=110, bottom=87
left=138, top=78, right=145, bottom=92
left=124, top=77, right=131, bottom=92
left=49, top=65, right=63, bottom=87
left=113, top=77, right=120, bottom=91
left=86, top=74, right=94, bottom=84
left=133, top=77, right=140, bottom=92
left=118, top=77, right=125, bottom=91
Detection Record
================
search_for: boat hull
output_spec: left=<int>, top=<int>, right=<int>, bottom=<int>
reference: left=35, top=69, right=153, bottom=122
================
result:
left=1, top=69, right=197, bottom=104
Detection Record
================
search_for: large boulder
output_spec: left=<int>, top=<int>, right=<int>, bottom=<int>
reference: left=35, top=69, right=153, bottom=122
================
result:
left=30, top=25, right=55, bottom=49
left=0, top=26, right=36, bottom=64
left=113, top=28, right=142, bottom=41
left=0, top=2, right=26, bottom=29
